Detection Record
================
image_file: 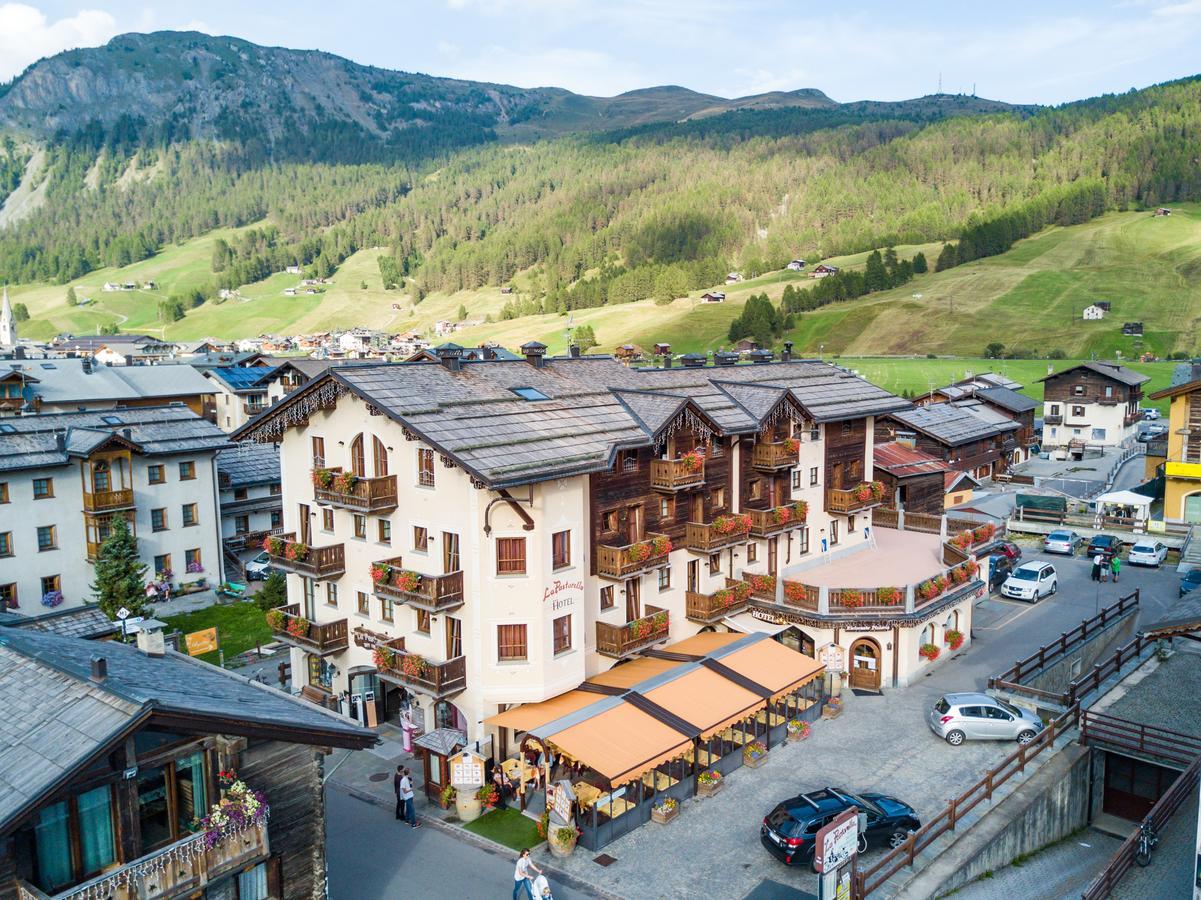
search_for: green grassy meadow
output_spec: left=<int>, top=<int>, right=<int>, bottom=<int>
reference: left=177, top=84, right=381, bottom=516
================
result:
left=162, top=601, right=273, bottom=666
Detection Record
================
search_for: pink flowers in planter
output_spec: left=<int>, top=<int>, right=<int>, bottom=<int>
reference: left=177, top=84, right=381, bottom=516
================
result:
left=945, top=630, right=965, bottom=651
left=919, top=643, right=941, bottom=661
left=711, top=582, right=753, bottom=609
left=680, top=450, right=705, bottom=473
left=839, top=589, right=865, bottom=608
left=747, top=574, right=776, bottom=595
left=286, top=616, right=310, bottom=638
left=876, top=586, right=903, bottom=606
left=785, top=437, right=801, bottom=454
left=712, top=514, right=753, bottom=536
left=628, top=535, right=672, bottom=562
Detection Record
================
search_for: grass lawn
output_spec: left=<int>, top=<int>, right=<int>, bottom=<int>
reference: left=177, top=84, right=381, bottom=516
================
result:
left=460, top=808, right=543, bottom=851
left=161, top=601, right=272, bottom=666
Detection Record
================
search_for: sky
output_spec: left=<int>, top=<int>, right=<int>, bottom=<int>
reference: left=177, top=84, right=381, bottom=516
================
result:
left=2, top=1, right=1201, bottom=104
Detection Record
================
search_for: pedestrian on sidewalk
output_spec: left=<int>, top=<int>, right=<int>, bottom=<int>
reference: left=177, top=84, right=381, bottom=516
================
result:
left=400, top=767, right=420, bottom=828
left=393, top=765, right=405, bottom=820
left=1111, top=554, right=1121, bottom=583
left=513, top=848, right=540, bottom=900
left=1091, top=552, right=1103, bottom=582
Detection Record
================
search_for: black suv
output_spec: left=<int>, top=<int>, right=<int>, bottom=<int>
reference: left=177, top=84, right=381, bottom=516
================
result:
left=761, top=787, right=920, bottom=870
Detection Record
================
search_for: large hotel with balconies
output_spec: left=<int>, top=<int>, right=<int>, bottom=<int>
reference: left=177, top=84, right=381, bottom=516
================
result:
left=237, top=344, right=987, bottom=744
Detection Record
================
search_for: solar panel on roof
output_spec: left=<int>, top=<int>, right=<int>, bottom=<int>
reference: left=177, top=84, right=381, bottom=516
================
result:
left=511, top=387, right=550, bottom=401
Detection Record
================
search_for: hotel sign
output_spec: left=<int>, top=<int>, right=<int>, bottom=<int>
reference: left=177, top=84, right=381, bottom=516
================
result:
left=543, top=578, right=583, bottom=612
left=353, top=626, right=392, bottom=650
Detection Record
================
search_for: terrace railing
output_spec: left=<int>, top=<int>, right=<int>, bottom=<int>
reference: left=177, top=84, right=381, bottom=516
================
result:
left=649, top=457, right=705, bottom=492
left=596, top=606, right=669, bottom=658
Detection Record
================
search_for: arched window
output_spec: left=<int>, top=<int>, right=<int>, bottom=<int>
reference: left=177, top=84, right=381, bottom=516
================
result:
left=350, top=434, right=365, bottom=477
left=920, top=623, right=934, bottom=648
left=372, top=436, right=388, bottom=477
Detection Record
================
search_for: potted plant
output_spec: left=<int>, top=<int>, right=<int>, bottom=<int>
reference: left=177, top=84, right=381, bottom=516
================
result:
left=548, top=824, right=580, bottom=858
left=697, top=770, right=723, bottom=797
left=373, top=646, right=396, bottom=670
left=771, top=504, right=793, bottom=525
left=265, top=609, right=286, bottom=631
left=823, top=696, right=844, bottom=720
left=370, top=562, right=393, bottom=585
left=945, top=630, right=965, bottom=651
left=333, top=471, right=359, bottom=494
left=743, top=740, right=769, bottom=769
left=284, top=541, right=308, bottom=562
left=785, top=437, right=801, bottom=454
left=286, top=616, right=310, bottom=639
left=876, top=586, right=902, bottom=606
left=786, top=719, right=811, bottom=743
left=439, top=784, right=457, bottom=810
left=919, top=643, right=941, bottom=661
left=41, top=590, right=65, bottom=608
left=794, top=500, right=808, bottom=523
left=263, top=535, right=285, bottom=556
left=394, top=570, right=421, bottom=593
left=310, top=467, right=335, bottom=489
left=651, top=796, right=680, bottom=824
left=747, top=573, right=776, bottom=596
left=197, top=778, right=268, bottom=865
left=401, top=654, right=428, bottom=679
left=854, top=483, right=874, bottom=503
left=476, top=783, right=499, bottom=810
left=869, top=480, right=886, bottom=501
left=839, top=589, right=865, bottom=608
left=680, top=449, right=705, bottom=473
left=783, top=581, right=808, bottom=604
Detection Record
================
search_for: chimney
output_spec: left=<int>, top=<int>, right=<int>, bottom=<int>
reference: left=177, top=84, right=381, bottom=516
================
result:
left=749, top=349, right=774, bottom=364
left=135, top=619, right=167, bottom=657
left=122, top=428, right=132, bottom=439
left=90, top=655, right=107, bottom=683
left=714, top=351, right=739, bottom=367
left=662, top=355, right=672, bottom=369
left=680, top=353, right=706, bottom=369
left=568, top=344, right=581, bottom=359
left=521, top=341, right=548, bottom=368
left=896, top=431, right=917, bottom=450
left=782, top=341, right=794, bottom=362
left=81, top=357, right=92, bottom=375
left=14, top=347, right=25, bottom=360
left=434, top=343, right=464, bottom=372
left=54, top=430, right=66, bottom=451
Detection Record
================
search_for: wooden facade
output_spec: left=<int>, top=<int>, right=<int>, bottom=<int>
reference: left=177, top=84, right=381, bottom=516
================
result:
left=876, top=418, right=1012, bottom=480
left=874, top=468, right=945, bottom=515
left=1043, top=367, right=1144, bottom=427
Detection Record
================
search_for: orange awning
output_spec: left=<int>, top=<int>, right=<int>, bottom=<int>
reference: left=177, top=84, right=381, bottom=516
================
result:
left=586, top=657, right=680, bottom=690
left=545, top=702, right=693, bottom=786
left=663, top=631, right=745, bottom=657
left=484, top=690, right=602, bottom=732
left=718, top=638, right=825, bottom=699
left=643, top=666, right=765, bottom=740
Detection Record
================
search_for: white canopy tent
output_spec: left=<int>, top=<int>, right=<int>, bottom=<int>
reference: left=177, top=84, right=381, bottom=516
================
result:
left=1093, top=489, right=1153, bottom=526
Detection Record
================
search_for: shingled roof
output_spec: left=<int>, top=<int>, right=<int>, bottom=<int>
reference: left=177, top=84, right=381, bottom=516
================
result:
left=888, top=401, right=1020, bottom=447
left=0, top=407, right=230, bottom=474
left=976, top=386, right=1038, bottom=414
left=235, top=356, right=908, bottom=489
left=217, top=442, right=281, bottom=488
left=1039, top=362, right=1150, bottom=387
left=0, top=629, right=375, bottom=834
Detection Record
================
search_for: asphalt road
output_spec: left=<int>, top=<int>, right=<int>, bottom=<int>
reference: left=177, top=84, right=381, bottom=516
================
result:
left=325, top=789, right=594, bottom=900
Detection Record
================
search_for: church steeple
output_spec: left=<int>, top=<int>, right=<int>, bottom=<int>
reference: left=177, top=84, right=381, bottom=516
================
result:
left=0, top=287, right=16, bottom=349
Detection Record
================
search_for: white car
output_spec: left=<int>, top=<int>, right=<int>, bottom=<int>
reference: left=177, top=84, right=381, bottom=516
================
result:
left=1001, top=562, right=1057, bottom=602
left=1128, top=540, right=1168, bottom=567
left=244, top=550, right=275, bottom=581
left=1142, top=408, right=1161, bottom=420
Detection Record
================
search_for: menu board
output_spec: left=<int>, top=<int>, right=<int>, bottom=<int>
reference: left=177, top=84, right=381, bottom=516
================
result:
left=549, top=780, right=575, bottom=826
left=450, top=750, right=485, bottom=787
left=819, top=643, right=847, bottom=673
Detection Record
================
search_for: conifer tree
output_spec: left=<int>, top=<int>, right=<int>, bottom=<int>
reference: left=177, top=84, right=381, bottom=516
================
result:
left=91, top=517, right=150, bottom=621
left=912, top=252, right=928, bottom=274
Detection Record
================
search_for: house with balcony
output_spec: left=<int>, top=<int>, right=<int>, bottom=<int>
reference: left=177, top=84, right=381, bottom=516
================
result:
left=0, top=408, right=228, bottom=614
left=1039, top=362, right=1149, bottom=451
left=217, top=444, right=284, bottom=553
left=0, top=627, right=374, bottom=900
left=233, top=343, right=912, bottom=744
left=877, top=400, right=1022, bottom=481
left=913, top=373, right=1037, bottom=464
left=1147, top=361, right=1201, bottom=523
left=204, top=366, right=279, bottom=433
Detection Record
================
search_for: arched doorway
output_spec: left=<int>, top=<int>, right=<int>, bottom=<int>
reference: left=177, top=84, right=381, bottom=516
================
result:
left=848, top=637, right=881, bottom=692
left=778, top=626, right=815, bottom=658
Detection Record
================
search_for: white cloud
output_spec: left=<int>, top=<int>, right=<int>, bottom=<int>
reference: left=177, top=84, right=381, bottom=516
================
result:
left=443, top=45, right=645, bottom=95
left=0, top=3, right=119, bottom=81
left=1153, top=0, right=1201, bottom=15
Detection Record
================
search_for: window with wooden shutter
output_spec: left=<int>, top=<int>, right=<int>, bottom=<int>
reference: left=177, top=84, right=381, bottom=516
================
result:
left=552, top=530, right=571, bottom=570
left=311, top=437, right=325, bottom=468
left=350, top=434, right=366, bottom=477
left=498, top=624, right=528, bottom=661
left=372, top=436, right=389, bottom=477
left=496, top=537, right=527, bottom=575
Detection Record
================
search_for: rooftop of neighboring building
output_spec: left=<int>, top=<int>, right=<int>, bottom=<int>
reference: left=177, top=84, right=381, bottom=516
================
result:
left=205, top=365, right=280, bottom=393
left=236, top=352, right=910, bottom=489
left=873, top=440, right=952, bottom=478
left=217, top=442, right=281, bottom=488
left=0, top=604, right=119, bottom=639
left=0, top=356, right=214, bottom=405
left=975, top=385, right=1038, bottom=414
left=888, top=400, right=1021, bottom=446
left=1148, top=360, right=1201, bottom=399
left=1038, top=361, right=1151, bottom=388
left=0, top=628, right=376, bottom=833
left=0, top=406, right=229, bottom=473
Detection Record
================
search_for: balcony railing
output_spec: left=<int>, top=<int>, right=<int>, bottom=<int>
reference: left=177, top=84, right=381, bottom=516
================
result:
left=18, top=823, right=269, bottom=900
left=685, top=582, right=751, bottom=623
left=243, top=401, right=268, bottom=417
left=682, top=518, right=751, bottom=553
left=747, top=503, right=807, bottom=537
left=751, top=439, right=800, bottom=471
left=1124, top=410, right=1144, bottom=427
left=315, top=472, right=399, bottom=513
left=596, top=532, right=671, bottom=579
left=649, top=457, right=705, bottom=492
left=83, top=487, right=134, bottom=512
left=264, top=532, right=345, bottom=580
left=825, top=483, right=885, bottom=514
left=1043, top=414, right=1062, bottom=425
left=269, top=604, right=349, bottom=655
left=372, top=558, right=465, bottom=613
left=596, top=606, right=669, bottom=658
left=380, top=651, right=466, bottom=699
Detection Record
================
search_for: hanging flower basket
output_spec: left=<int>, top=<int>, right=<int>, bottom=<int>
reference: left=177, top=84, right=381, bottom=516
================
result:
left=786, top=719, right=811, bottom=742
left=945, top=630, right=965, bottom=651
left=919, top=643, right=941, bottom=661
left=286, top=616, right=310, bottom=639
left=743, top=740, right=769, bottom=768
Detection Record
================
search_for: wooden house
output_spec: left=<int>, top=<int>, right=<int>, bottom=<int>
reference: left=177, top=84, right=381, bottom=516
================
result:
left=878, top=401, right=1021, bottom=480
left=810, top=264, right=839, bottom=278
left=1040, top=362, right=1149, bottom=449
left=872, top=440, right=950, bottom=514
left=700, top=292, right=725, bottom=303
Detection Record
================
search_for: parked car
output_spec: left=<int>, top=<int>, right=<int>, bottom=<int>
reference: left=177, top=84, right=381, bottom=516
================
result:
left=928, top=693, right=1045, bottom=747
left=1043, top=531, right=1082, bottom=555
left=1127, top=540, right=1168, bottom=568
left=992, top=540, right=1022, bottom=562
left=988, top=554, right=1014, bottom=591
left=1181, top=569, right=1201, bottom=598
left=1086, top=534, right=1124, bottom=559
left=761, top=787, right=921, bottom=870
left=1142, top=408, right=1161, bottom=420
left=1001, top=562, right=1058, bottom=601
left=1142, top=423, right=1168, bottom=437
left=244, top=551, right=276, bottom=581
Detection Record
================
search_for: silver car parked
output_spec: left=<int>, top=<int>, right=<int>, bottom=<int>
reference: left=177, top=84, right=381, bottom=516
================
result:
left=927, top=693, right=1044, bottom=746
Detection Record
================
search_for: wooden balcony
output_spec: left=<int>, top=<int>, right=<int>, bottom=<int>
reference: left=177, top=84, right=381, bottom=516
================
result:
left=315, top=473, right=399, bottom=513
left=825, top=484, right=883, bottom=514
left=596, top=532, right=671, bottom=580
left=1043, top=414, right=1062, bottom=425
left=751, top=439, right=800, bottom=471
left=1124, top=410, right=1144, bottom=427
left=682, top=518, right=751, bottom=553
left=686, top=582, right=751, bottom=623
left=381, top=652, right=466, bottom=699
left=243, top=401, right=268, bottom=418
left=83, top=487, right=134, bottom=512
left=649, top=457, right=705, bottom=492
left=269, top=604, right=349, bottom=655
left=373, top=559, right=465, bottom=613
left=596, top=606, right=669, bottom=658
left=265, top=532, right=345, bottom=580
left=18, top=822, right=269, bottom=900
left=747, top=503, right=806, bottom=537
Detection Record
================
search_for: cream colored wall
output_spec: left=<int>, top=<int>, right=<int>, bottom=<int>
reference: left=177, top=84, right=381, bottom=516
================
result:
left=1042, top=401, right=1132, bottom=447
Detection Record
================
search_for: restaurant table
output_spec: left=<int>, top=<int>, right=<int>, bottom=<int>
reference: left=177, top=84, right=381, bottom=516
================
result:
left=594, top=794, right=635, bottom=820
left=756, top=711, right=785, bottom=727
left=687, top=747, right=718, bottom=767
left=573, top=781, right=603, bottom=809
left=641, top=770, right=679, bottom=792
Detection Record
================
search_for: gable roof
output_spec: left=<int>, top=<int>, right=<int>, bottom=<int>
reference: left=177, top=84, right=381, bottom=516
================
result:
left=975, top=386, right=1038, bottom=414
left=217, top=442, right=281, bottom=488
left=873, top=441, right=951, bottom=478
left=235, top=356, right=907, bottom=489
left=1148, top=362, right=1201, bottom=400
left=0, top=358, right=213, bottom=405
left=1039, top=362, right=1150, bottom=388
left=0, top=407, right=229, bottom=473
left=0, top=629, right=375, bottom=834
left=945, top=470, right=980, bottom=492
left=887, top=401, right=1020, bottom=447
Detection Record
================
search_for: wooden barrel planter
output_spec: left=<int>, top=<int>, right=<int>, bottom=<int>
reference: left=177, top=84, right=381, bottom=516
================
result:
left=547, top=825, right=579, bottom=857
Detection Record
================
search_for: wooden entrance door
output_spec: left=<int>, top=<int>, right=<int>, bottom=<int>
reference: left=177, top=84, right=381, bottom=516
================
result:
left=848, top=638, right=881, bottom=692
left=298, top=503, right=311, bottom=544
left=1103, top=752, right=1177, bottom=821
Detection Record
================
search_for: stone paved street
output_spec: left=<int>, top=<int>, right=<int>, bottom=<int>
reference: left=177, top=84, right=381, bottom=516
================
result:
left=950, top=828, right=1122, bottom=899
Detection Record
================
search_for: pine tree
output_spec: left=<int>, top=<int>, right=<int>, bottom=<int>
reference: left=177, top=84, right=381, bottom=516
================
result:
left=935, top=243, right=958, bottom=272
left=66, top=286, right=78, bottom=306
left=255, top=571, right=288, bottom=611
left=864, top=250, right=887, bottom=292
left=457, top=303, right=468, bottom=320
left=91, top=517, right=150, bottom=621
left=912, top=252, right=928, bottom=274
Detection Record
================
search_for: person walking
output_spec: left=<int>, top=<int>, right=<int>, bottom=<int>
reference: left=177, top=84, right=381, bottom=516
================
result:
left=1111, top=553, right=1121, bottom=583
left=393, top=765, right=405, bottom=821
left=399, top=768, right=420, bottom=828
left=513, top=848, right=540, bottom=900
